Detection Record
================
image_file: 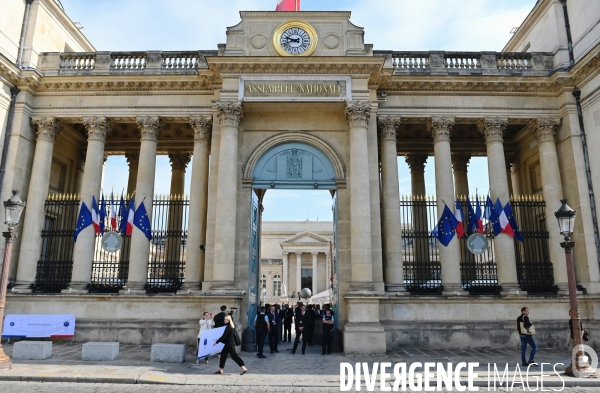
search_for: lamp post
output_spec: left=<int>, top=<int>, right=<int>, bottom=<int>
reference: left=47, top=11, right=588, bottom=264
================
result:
left=261, top=287, right=266, bottom=307
left=554, top=199, right=595, bottom=376
left=0, top=190, right=26, bottom=370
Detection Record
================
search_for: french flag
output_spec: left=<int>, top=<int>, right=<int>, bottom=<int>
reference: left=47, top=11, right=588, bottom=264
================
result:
left=454, top=199, right=465, bottom=238
left=495, top=198, right=515, bottom=237
left=126, top=197, right=135, bottom=236
left=110, top=193, right=117, bottom=230
left=91, top=195, right=101, bottom=235
left=276, top=0, right=300, bottom=11
left=475, top=195, right=484, bottom=234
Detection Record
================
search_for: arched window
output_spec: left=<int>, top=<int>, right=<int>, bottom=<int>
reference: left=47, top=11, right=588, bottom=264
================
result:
left=273, top=274, right=281, bottom=296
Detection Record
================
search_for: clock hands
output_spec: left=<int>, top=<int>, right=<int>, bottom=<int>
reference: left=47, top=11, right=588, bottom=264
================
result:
left=285, top=37, right=301, bottom=43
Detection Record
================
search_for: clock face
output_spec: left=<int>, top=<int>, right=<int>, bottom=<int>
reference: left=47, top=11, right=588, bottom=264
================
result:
left=280, top=27, right=311, bottom=55
left=273, top=21, right=318, bottom=57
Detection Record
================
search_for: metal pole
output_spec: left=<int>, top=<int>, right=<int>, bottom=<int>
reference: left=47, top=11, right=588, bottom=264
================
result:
left=0, top=229, right=16, bottom=370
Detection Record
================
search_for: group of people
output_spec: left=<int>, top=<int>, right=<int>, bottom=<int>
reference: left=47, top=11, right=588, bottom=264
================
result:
left=254, top=302, right=335, bottom=356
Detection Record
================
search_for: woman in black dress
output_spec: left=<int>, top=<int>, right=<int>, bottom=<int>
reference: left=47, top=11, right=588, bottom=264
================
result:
left=213, top=315, right=247, bottom=375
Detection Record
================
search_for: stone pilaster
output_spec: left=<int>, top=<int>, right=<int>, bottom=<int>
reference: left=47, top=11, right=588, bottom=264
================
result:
left=531, top=117, right=569, bottom=294
left=451, top=153, right=471, bottom=198
left=427, top=116, right=466, bottom=296
left=282, top=252, right=289, bottom=296
left=211, top=101, right=242, bottom=291
left=68, top=116, right=110, bottom=293
left=296, top=252, right=302, bottom=295
left=311, top=252, right=318, bottom=295
left=378, top=116, right=405, bottom=292
left=122, top=116, right=162, bottom=293
left=345, top=101, right=374, bottom=291
left=478, top=116, right=521, bottom=295
left=125, top=152, right=139, bottom=196
left=181, top=116, right=212, bottom=293
left=13, top=118, right=61, bottom=293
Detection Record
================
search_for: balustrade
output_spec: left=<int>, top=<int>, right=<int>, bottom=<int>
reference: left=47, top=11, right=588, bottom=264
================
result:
left=444, top=53, right=480, bottom=70
left=162, top=52, right=199, bottom=69
left=60, top=53, right=95, bottom=70
left=111, top=53, right=147, bottom=70
left=391, top=52, right=429, bottom=70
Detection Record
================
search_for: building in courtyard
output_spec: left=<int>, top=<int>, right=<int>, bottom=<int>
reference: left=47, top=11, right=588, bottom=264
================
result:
left=1, top=0, right=600, bottom=355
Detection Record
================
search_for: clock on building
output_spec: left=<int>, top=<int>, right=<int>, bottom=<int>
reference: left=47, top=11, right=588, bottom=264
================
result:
left=273, top=20, right=318, bottom=56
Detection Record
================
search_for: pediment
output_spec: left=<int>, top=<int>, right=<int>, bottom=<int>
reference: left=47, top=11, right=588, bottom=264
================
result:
left=281, top=231, right=330, bottom=245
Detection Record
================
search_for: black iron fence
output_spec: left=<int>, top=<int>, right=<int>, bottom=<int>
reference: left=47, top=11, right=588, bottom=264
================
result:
left=399, top=195, right=552, bottom=295
left=511, top=195, right=555, bottom=293
left=34, top=194, right=79, bottom=292
left=146, top=194, right=189, bottom=293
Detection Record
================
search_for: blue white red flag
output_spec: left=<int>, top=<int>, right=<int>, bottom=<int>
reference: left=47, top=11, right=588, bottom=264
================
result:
left=126, top=197, right=135, bottom=236
left=454, top=199, right=465, bottom=238
left=495, top=198, right=514, bottom=237
left=475, top=195, right=484, bottom=234
left=118, top=194, right=127, bottom=235
left=503, top=201, right=524, bottom=242
left=99, top=194, right=107, bottom=234
left=110, top=193, right=117, bottom=230
left=91, top=195, right=101, bottom=235
left=276, top=0, right=300, bottom=11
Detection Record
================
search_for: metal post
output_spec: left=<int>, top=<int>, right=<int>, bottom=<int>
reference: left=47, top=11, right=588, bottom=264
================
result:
left=0, top=229, right=16, bottom=370
left=562, top=239, right=594, bottom=376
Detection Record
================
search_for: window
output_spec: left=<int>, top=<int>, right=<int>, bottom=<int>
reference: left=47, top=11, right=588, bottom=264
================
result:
left=260, top=274, right=267, bottom=291
left=301, top=268, right=313, bottom=291
left=273, top=274, right=281, bottom=296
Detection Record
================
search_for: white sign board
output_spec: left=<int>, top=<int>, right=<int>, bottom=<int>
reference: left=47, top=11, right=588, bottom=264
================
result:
left=197, top=326, right=226, bottom=360
left=2, top=314, right=76, bottom=338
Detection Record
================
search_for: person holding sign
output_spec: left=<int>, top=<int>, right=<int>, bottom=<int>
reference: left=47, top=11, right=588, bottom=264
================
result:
left=213, top=315, right=247, bottom=375
left=198, top=312, right=214, bottom=363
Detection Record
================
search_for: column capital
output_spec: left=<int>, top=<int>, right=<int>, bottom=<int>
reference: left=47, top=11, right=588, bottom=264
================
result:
left=169, top=151, right=192, bottom=170
left=377, top=116, right=401, bottom=141
left=451, top=153, right=471, bottom=172
left=215, top=101, right=243, bottom=128
left=477, top=116, right=508, bottom=143
left=404, top=153, right=428, bottom=172
left=295, top=251, right=303, bottom=257
left=426, top=116, right=455, bottom=141
left=345, top=101, right=371, bottom=128
left=311, top=251, right=319, bottom=256
left=125, top=151, right=139, bottom=169
left=31, top=117, right=61, bottom=142
left=531, top=117, right=560, bottom=143
left=136, top=116, right=163, bottom=141
left=282, top=251, right=289, bottom=257
left=189, top=115, right=213, bottom=141
left=83, top=116, right=110, bottom=142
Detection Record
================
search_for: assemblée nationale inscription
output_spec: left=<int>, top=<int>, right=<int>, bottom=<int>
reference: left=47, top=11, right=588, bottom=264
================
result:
left=243, top=80, right=347, bottom=99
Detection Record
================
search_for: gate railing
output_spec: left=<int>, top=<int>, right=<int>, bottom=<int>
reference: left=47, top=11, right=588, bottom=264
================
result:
left=146, top=194, right=189, bottom=293
left=399, top=195, right=552, bottom=295
left=34, top=194, right=79, bottom=292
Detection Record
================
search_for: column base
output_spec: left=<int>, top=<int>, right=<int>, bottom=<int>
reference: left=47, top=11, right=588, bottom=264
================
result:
left=348, top=282, right=376, bottom=294
left=209, top=280, right=238, bottom=291
left=577, top=281, right=600, bottom=295
left=442, top=284, right=469, bottom=296
left=119, top=281, right=147, bottom=295
left=175, top=282, right=203, bottom=296
left=61, top=281, right=89, bottom=294
left=500, top=283, right=527, bottom=296
left=385, top=283, right=408, bottom=295
left=11, top=282, right=33, bottom=294
left=555, top=282, right=570, bottom=296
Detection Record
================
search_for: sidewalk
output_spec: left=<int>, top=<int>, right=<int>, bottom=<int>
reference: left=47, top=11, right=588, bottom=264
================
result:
left=0, top=340, right=598, bottom=388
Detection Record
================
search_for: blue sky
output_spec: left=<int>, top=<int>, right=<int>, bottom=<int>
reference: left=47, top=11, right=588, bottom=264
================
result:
left=65, top=0, right=537, bottom=221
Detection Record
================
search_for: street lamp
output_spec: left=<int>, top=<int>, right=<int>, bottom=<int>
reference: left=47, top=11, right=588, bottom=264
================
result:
left=554, top=199, right=594, bottom=376
left=0, top=190, right=26, bottom=370
left=261, top=287, right=266, bottom=306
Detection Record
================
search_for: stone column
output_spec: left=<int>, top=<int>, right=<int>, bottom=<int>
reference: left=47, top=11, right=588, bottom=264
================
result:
left=69, top=117, right=110, bottom=292
left=505, top=155, right=515, bottom=197
left=13, top=118, right=61, bottom=293
left=378, top=116, right=405, bottom=292
left=211, top=101, right=242, bottom=290
left=122, top=116, right=162, bottom=293
left=531, top=117, right=569, bottom=294
left=345, top=101, right=374, bottom=291
left=182, top=116, right=212, bottom=292
left=452, top=153, right=471, bottom=198
left=405, top=153, right=430, bottom=275
left=296, top=252, right=302, bottom=295
left=510, top=154, right=522, bottom=197
left=282, top=252, right=289, bottom=296
left=325, top=252, right=330, bottom=290
left=478, top=117, right=521, bottom=295
left=164, top=151, right=191, bottom=281
left=125, top=152, right=139, bottom=196
left=427, top=117, right=466, bottom=295
left=311, top=251, right=318, bottom=296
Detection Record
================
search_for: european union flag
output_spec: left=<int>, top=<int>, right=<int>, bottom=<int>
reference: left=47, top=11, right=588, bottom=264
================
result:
left=493, top=198, right=504, bottom=237
left=99, top=194, right=107, bottom=234
left=436, top=204, right=458, bottom=247
left=466, top=197, right=478, bottom=234
left=484, top=196, right=500, bottom=236
left=134, top=201, right=152, bottom=241
left=73, top=202, right=93, bottom=242
left=118, top=194, right=127, bottom=235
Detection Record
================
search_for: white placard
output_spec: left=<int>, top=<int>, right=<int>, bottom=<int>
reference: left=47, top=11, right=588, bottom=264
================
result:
left=2, top=314, right=76, bottom=338
left=197, top=326, right=226, bottom=360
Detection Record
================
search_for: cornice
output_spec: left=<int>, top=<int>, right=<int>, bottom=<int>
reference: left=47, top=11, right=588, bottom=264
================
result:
left=31, top=75, right=214, bottom=93
left=570, top=44, right=600, bottom=87
left=239, top=11, right=352, bottom=18
left=206, top=56, right=384, bottom=77
left=0, top=52, right=21, bottom=87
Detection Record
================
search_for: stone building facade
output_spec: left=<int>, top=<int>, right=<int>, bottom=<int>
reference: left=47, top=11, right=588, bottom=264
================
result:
left=1, top=0, right=600, bottom=355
